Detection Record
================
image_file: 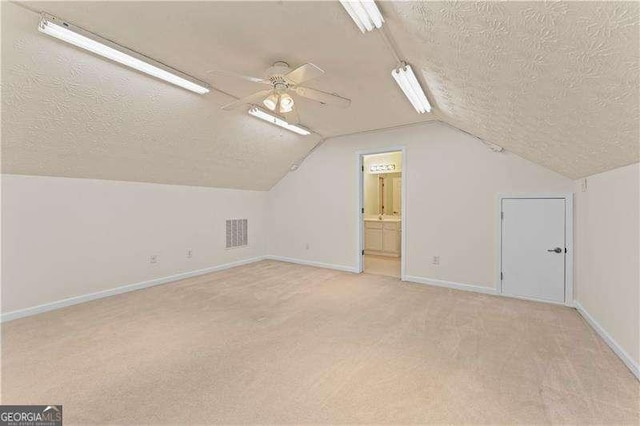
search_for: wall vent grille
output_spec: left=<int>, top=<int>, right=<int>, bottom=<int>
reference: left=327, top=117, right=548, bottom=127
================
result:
left=226, top=219, right=248, bottom=248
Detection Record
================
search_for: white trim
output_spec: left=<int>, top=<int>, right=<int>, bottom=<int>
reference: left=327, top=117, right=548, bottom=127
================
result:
left=575, top=301, right=640, bottom=381
left=565, top=194, right=574, bottom=305
left=264, top=255, right=358, bottom=273
left=496, top=193, right=574, bottom=307
left=356, top=146, right=407, bottom=280
left=1, top=256, right=266, bottom=323
left=501, top=292, right=572, bottom=307
left=404, top=275, right=498, bottom=295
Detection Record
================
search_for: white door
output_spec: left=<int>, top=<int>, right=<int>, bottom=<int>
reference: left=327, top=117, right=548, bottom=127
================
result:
left=501, top=198, right=566, bottom=303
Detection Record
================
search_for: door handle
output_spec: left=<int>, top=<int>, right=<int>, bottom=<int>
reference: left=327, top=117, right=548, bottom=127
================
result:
left=547, top=247, right=563, bottom=253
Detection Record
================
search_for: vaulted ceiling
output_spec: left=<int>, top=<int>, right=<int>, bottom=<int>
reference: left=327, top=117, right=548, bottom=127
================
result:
left=389, top=1, right=639, bottom=179
left=2, top=1, right=638, bottom=190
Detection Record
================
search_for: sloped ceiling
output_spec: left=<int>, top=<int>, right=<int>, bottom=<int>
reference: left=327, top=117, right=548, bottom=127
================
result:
left=386, top=1, right=639, bottom=179
left=2, top=1, right=638, bottom=190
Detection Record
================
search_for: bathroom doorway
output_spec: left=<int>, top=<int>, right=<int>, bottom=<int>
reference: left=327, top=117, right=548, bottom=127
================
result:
left=357, top=149, right=405, bottom=279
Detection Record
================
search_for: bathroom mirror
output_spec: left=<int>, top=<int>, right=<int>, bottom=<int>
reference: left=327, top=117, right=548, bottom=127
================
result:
left=378, top=173, right=401, bottom=215
left=364, top=172, right=401, bottom=216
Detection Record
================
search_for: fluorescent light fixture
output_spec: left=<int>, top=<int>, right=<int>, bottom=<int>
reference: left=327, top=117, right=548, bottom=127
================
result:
left=248, top=106, right=310, bottom=136
left=38, top=14, right=210, bottom=94
left=391, top=64, right=432, bottom=113
left=339, top=0, right=384, bottom=33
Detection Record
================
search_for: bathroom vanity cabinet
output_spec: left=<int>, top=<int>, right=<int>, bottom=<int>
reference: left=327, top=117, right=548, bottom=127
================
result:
left=364, top=218, right=401, bottom=257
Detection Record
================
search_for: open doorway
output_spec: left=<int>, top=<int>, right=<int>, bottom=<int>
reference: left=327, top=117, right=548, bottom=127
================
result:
left=359, top=150, right=404, bottom=278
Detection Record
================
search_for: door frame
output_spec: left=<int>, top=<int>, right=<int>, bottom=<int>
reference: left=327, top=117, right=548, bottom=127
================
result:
left=496, top=193, right=574, bottom=306
left=356, top=146, right=407, bottom=280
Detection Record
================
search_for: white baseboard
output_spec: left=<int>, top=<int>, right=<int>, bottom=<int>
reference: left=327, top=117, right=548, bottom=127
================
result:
left=574, top=301, right=639, bottom=381
left=1, top=256, right=266, bottom=323
left=500, top=292, right=573, bottom=307
left=264, top=255, right=358, bottom=273
left=404, top=275, right=498, bottom=295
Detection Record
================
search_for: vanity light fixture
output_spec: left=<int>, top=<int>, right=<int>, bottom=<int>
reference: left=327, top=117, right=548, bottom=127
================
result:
left=248, top=106, right=311, bottom=136
left=38, top=14, right=210, bottom=94
left=370, top=163, right=396, bottom=172
left=339, top=0, right=384, bottom=33
left=391, top=64, right=431, bottom=114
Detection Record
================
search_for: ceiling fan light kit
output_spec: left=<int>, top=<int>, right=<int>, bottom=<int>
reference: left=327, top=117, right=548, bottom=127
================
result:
left=214, top=61, right=350, bottom=131
left=248, top=106, right=311, bottom=136
left=392, top=64, right=432, bottom=114
left=263, top=93, right=279, bottom=111
left=339, top=0, right=384, bottom=33
left=38, top=14, right=210, bottom=94
left=278, top=93, right=295, bottom=113
left=263, top=92, right=295, bottom=114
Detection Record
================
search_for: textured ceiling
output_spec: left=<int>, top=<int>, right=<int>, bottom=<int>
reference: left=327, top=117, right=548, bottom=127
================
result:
left=2, top=1, right=638, bottom=189
left=1, top=1, right=434, bottom=190
left=385, top=1, right=639, bottom=178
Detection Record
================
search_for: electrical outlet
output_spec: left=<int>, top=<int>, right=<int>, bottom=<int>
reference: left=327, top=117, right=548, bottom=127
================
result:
left=187, top=249, right=193, bottom=259
left=432, top=256, right=440, bottom=265
left=150, top=255, right=158, bottom=264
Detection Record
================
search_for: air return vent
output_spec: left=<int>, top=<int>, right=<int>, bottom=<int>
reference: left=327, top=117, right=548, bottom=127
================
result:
left=226, top=219, right=248, bottom=248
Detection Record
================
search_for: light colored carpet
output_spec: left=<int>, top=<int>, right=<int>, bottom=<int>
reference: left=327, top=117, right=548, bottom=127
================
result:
left=364, top=254, right=401, bottom=278
left=1, top=260, right=638, bottom=424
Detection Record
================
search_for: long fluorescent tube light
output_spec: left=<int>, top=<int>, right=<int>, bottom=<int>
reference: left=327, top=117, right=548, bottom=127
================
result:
left=339, top=0, right=384, bottom=33
left=38, top=14, right=210, bottom=94
left=248, top=107, right=311, bottom=136
left=391, top=64, right=432, bottom=113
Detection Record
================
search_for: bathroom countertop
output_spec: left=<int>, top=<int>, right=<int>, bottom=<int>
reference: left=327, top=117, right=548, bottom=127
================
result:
left=364, top=216, right=401, bottom=223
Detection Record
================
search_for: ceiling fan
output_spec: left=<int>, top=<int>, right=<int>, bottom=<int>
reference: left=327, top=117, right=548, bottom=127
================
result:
left=209, top=62, right=351, bottom=123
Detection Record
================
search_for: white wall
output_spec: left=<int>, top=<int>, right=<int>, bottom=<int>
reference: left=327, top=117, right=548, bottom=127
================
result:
left=575, top=163, right=639, bottom=370
left=267, top=122, right=574, bottom=287
left=1, top=175, right=267, bottom=315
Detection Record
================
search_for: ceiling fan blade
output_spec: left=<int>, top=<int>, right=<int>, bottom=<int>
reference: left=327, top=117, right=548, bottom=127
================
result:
left=284, top=63, right=325, bottom=85
left=207, top=69, right=270, bottom=85
left=294, top=86, right=351, bottom=108
left=282, top=108, right=300, bottom=125
left=221, top=90, right=272, bottom=111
